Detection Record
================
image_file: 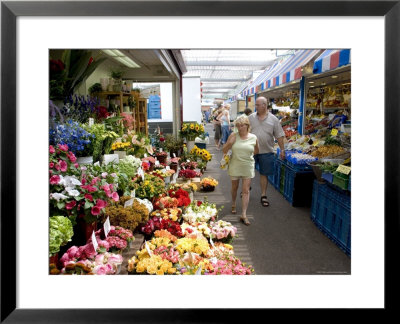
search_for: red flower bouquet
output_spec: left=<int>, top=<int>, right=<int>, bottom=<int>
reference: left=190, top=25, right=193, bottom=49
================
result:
left=168, top=188, right=191, bottom=207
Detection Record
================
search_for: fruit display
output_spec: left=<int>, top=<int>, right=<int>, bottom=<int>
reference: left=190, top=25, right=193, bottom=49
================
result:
left=310, top=145, right=345, bottom=158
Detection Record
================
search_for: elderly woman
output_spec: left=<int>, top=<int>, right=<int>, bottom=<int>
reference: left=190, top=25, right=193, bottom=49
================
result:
left=217, top=104, right=231, bottom=146
left=222, top=115, right=259, bottom=225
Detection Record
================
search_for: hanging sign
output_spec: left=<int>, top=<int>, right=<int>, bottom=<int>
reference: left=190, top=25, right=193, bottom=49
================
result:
left=336, top=164, right=351, bottom=175
left=103, top=217, right=111, bottom=238
left=91, top=231, right=98, bottom=251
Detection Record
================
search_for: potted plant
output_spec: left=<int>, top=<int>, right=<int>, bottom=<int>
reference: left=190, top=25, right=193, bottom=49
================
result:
left=179, top=122, right=205, bottom=152
left=49, top=120, right=95, bottom=164
left=110, top=70, right=124, bottom=92
left=88, top=82, right=103, bottom=95
left=49, top=216, right=74, bottom=266
left=154, top=150, right=168, bottom=164
left=164, top=134, right=184, bottom=157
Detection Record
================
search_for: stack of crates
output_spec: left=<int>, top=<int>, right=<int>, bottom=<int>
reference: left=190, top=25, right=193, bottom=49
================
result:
left=311, top=180, right=351, bottom=256
left=268, top=154, right=277, bottom=188
left=282, top=161, right=315, bottom=207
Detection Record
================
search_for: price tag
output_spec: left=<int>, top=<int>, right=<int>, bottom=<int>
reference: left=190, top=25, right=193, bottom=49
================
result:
left=195, top=265, right=202, bottom=275
left=130, top=190, right=136, bottom=197
left=187, top=159, right=190, bottom=163
left=124, top=198, right=134, bottom=208
left=145, top=241, right=152, bottom=256
left=91, top=231, right=98, bottom=251
left=166, top=166, right=170, bottom=171
left=209, top=234, right=215, bottom=248
left=173, top=153, right=176, bottom=158
left=88, top=118, right=94, bottom=127
left=138, top=168, right=145, bottom=181
left=188, top=251, right=194, bottom=264
left=94, top=161, right=100, bottom=167
left=103, top=217, right=111, bottom=238
left=155, top=160, right=160, bottom=166
left=331, top=128, right=338, bottom=136
left=336, top=164, right=351, bottom=175
left=144, top=153, right=147, bottom=158
left=159, top=148, right=163, bottom=152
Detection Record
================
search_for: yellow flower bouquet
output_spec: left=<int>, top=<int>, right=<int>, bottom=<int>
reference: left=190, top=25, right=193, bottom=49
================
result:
left=180, top=122, right=205, bottom=141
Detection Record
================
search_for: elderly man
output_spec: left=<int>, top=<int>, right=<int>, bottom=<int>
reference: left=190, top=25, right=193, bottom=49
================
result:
left=248, top=96, right=285, bottom=207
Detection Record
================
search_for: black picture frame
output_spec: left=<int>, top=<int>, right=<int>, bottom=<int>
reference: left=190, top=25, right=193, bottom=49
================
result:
left=1, top=1, right=398, bottom=322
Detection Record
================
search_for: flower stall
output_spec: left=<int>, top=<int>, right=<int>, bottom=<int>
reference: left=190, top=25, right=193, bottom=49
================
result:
left=48, top=52, right=254, bottom=276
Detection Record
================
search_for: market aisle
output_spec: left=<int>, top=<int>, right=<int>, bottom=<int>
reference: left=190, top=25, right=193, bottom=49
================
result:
left=195, top=122, right=351, bottom=274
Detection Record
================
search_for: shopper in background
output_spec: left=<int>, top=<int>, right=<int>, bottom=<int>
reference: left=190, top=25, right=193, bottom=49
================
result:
left=218, top=104, right=231, bottom=145
left=249, top=96, right=285, bottom=207
left=223, top=115, right=259, bottom=226
left=212, top=107, right=222, bottom=150
left=244, top=108, right=253, bottom=116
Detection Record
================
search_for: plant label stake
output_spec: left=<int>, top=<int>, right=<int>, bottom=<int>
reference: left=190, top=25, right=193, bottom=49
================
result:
left=124, top=198, right=134, bottom=208
left=209, top=234, right=215, bottom=249
left=159, top=148, right=163, bottom=152
left=166, top=166, right=170, bottom=171
left=91, top=231, right=98, bottom=251
left=104, top=217, right=111, bottom=238
left=155, top=160, right=160, bottom=166
left=131, top=190, right=136, bottom=198
left=144, top=153, right=147, bottom=158
left=173, top=153, right=176, bottom=158
left=145, top=241, right=152, bottom=256
left=195, top=265, right=202, bottom=275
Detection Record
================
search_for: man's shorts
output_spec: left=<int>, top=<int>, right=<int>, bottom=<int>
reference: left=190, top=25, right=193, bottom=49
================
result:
left=254, top=153, right=274, bottom=176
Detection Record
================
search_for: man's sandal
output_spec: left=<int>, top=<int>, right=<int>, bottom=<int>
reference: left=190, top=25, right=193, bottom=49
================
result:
left=240, top=216, right=250, bottom=226
left=231, top=205, right=237, bottom=214
left=261, top=196, right=270, bottom=207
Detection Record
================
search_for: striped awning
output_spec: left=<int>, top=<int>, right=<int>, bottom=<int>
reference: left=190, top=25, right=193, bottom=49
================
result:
left=313, top=49, right=351, bottom=74
left=241, top=49, right=320, bottom=96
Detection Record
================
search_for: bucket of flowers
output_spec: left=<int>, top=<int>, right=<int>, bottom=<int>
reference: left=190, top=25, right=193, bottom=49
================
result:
left=200, top=177, right=219, bottom=192
left=209, top=220, right=237, bottom=244
left=111, top=140, right=131, bottom=160
left=178, top=169, right=202, bottom=182
left=154, top=150, right=168, bottom=164
left=182, top=199, right=219, bottom=224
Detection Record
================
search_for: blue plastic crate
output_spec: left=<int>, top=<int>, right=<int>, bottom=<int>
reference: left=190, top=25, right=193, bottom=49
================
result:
left=195, top=142, right=206, bottom=149
left=310, top=181, right=351, bottom=256
left=268, top=155, right=276, bottom=188
left=322, top=172, right=334, bottom=183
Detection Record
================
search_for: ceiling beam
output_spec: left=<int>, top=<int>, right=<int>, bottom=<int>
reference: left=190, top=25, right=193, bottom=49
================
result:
left=185, top=60, right=274, bottom=66
left=201, top=78, right=251, bottom=82
left=201, top=86, right=237, bottom=89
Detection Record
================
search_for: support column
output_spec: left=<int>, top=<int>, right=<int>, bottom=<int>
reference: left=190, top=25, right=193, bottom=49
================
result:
left=298, top=76, right=306, bottom=135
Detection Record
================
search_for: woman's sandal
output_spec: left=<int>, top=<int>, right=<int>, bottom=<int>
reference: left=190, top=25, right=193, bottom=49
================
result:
left=261, top=196, right=270, bottom=207
left=231, top=205, right=237, bottom=214
left=240, top=216, right=250, bottom=226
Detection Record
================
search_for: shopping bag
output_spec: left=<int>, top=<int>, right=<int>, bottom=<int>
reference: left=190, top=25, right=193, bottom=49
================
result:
left=220, top=150, right=232, bottom=170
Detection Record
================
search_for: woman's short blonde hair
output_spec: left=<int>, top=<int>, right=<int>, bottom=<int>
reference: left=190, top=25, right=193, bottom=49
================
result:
left=234, top=115, right=250, bottom=130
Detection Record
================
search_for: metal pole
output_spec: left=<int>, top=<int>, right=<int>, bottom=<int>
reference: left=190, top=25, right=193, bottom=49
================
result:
left=298, top=76, right=306, bottom=135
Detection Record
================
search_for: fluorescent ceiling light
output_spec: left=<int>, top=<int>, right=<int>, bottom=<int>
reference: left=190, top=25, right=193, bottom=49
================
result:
left=102, top=50, right=140, bottom=68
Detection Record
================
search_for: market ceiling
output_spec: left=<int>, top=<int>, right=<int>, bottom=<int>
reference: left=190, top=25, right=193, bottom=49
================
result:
left=180, top=50, right=290, bottom=102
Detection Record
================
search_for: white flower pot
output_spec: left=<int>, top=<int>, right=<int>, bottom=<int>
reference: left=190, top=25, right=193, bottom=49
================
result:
left=114, top=151, right=126, bottom=160
left=186, top=140, right=195, bottom=152
left=102, top=154, right=119, bottom=165
left=77, top=156, right=93, bottom=165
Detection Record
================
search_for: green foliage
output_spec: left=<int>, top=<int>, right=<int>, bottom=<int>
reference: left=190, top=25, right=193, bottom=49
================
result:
left=49, top=50, right=107, bottom=101
left=88, top=82, right=102, bottom=94
left=49, top=216, right=74, bottom=257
